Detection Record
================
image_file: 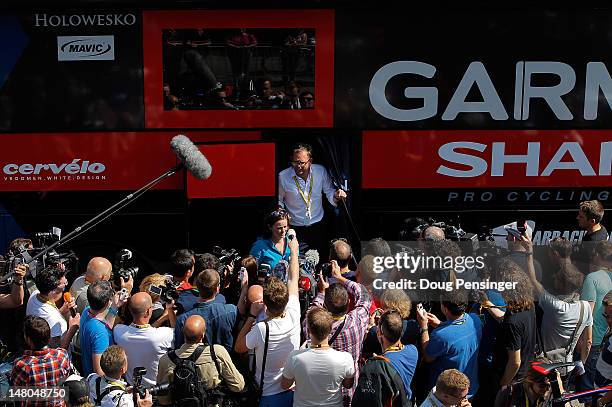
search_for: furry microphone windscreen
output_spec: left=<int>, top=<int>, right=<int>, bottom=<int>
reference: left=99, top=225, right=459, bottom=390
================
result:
left=170, top=135, right=212, bottom=180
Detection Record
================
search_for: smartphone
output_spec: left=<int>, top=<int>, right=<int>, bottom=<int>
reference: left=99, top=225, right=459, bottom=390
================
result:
left=148, top=285, right=163, bottom=296
left=238, top=267, right=247, bottom=283
left=119, top=288, right=129, bottom=302
left=516, top=219, right=527, bottom=236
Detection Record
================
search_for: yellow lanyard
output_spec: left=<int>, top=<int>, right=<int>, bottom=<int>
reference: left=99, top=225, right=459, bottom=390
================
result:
left=104, top=377, right=126, bottom=391
left=384, top=344, right=403, bottom=354
left=131, top=323, right=150, bottom=329
left=293, top=174, right=313, bottom=212
left=39, top=294, right=58, bottom=309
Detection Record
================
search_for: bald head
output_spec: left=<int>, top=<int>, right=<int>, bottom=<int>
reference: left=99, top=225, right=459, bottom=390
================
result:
left=247, top=285, right=263, bottom=304
left=330, top=240, right=352, bottom=269
left=128, top=292, right=152, bottom=319
left=423, top=226, right=445, bottom=241
left=183, top=315, right=206, bottom=344
left=86, top=257, right=112, bottom=283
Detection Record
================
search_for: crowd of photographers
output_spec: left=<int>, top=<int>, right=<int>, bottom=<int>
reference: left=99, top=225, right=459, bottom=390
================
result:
left=1, top=199, right=612, bottom=407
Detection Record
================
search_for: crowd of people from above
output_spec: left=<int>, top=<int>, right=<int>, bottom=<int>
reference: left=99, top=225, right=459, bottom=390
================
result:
left=1, top=143, right=612, bottom=407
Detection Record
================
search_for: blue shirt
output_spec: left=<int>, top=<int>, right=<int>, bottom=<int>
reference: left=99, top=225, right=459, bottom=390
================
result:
left=250, top=237, right=295, bottom=271
left=426, top=313, right=482, bottom=396
left=477, top=290, right=506, bottom=367
left=176, top=290, right=226, bottom=316
left=385, top=344, right=418, bottom=400
left=80, top=307, right=114, bottom=375
left=174, top=299, right=237, bottom=352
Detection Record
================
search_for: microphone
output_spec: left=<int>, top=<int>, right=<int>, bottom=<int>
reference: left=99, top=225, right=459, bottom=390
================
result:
left=170, top=135, right=212, bottom=180
left=287, top=229, right=296, bottom=241
left=63, top=292, right=77, bottom=317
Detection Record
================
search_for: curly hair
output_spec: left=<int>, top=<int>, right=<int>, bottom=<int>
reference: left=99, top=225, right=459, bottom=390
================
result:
left=497, top=259, right=534, bottom=312
left=139, top=273, right=167, bottom=303
left=34, top=267, right=65, bottom=295
left=380, top=289, right=412, bottom=319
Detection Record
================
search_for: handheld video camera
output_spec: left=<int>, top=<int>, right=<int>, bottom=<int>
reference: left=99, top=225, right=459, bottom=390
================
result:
left=211, top=245, right=241, bottom=288
left=148, top=276, right=180, bottom=303
left=112, top=249, right=139, bottom=288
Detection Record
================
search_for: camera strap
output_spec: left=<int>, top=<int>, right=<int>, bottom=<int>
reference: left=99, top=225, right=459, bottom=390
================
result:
left=95, top=376, right=126, bottom=406
left=329, top=318, right=347, bottom=346
left=209, top=343, right=223, bottom=381
left=249, top=320, right=269, bottom=403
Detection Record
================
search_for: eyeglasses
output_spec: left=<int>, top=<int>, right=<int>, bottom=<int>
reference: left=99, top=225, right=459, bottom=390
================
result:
left=291, top=160, right=311, bottom=167
left=330, top=237, right=348, bottom=246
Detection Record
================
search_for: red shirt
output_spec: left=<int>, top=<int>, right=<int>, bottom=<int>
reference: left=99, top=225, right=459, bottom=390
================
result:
left=11, top=347, right=71, bottom=407
left=177, top=281, right=193, bottom=291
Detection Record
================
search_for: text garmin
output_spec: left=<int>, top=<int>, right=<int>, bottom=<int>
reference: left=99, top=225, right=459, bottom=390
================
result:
left=35, top=13, right=136, bottom=27
left=369, top=61, right=612, bottom=121
left=437, top=141, right=612, bottom=177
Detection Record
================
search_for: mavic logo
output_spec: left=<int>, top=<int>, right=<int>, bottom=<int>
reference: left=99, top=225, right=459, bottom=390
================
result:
left=57, top=36, right=115, bottom=61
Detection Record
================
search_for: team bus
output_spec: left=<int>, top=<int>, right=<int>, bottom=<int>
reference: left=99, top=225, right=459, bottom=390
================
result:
left=0, top=3, right=611, bottom=271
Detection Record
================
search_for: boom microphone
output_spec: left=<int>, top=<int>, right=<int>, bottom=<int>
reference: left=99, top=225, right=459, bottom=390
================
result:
left=170, top=135, right=212, bottom=180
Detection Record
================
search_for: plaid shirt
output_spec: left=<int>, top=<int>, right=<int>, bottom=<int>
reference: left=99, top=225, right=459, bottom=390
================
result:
left=11, top=347, right=71, bottom=407
left=312, top=279, right=372, bottom=404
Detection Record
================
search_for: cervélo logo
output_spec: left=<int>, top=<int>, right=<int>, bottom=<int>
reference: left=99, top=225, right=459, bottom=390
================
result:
left=57, top=36, right=114, bottom=61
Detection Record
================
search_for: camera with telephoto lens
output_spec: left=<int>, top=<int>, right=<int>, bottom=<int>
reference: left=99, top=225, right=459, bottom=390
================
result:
left=211, top=246, right=241, bottom=288
left=148, top=276, right=180, bottom=303
left=112, top=249, right=139, bottom=288
left=132, top=367, right=169, bottom=398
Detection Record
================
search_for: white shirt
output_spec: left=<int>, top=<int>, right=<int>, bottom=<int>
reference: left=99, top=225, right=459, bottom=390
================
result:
left=278, top=164, right=337, bottom=226
left=419, top=388, right=446, bottom=407
left=113, top=324, right=174, bottom=386
left=245, top=294, right=301, bottom=396
left=87, top=373, right=132, bottom=407
left=26, top=290, right=67, bottom=339
left=283, top=347, right=355, bottom=407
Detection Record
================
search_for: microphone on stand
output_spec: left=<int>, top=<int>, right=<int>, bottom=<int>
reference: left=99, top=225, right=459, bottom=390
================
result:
left=0, top=135, right=214, bottom=286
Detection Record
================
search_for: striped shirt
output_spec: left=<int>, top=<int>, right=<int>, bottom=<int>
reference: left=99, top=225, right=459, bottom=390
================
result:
left=312, top=279, right=372, bottom=403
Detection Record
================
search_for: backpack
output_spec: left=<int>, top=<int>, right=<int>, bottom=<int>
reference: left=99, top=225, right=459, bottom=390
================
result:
left=168, top=344, right=208, bottom=407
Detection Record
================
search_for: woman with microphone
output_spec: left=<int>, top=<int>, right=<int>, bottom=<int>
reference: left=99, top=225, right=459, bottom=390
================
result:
left=250, top=209, right=298, bottom=272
